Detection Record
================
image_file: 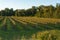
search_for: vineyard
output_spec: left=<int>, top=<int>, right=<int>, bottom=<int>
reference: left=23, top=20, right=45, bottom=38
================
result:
left=0, top=16, right=60, bottom=40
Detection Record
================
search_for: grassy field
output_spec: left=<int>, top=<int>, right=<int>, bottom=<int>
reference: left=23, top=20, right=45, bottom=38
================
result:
left=0, top=16, right=60, bottom=40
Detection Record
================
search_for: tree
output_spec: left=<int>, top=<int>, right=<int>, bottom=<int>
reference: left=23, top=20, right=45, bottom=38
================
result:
left=54, top=3, right=60, bottom=18
left=5, top=8, right=10, bottom=16
left=9, top=8, right=14, bottom=16
left=49, top=5, right=55, bottom=18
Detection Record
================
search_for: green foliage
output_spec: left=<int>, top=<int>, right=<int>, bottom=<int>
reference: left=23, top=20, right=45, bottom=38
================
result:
left=0, top=3, right=60, bottom=18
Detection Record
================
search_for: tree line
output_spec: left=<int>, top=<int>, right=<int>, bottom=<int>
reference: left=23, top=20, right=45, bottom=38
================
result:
left=0, top=3, right=60, bottom=18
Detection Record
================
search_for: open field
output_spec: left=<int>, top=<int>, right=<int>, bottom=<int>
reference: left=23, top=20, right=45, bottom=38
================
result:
left=0, top=16, right=60, bottom=40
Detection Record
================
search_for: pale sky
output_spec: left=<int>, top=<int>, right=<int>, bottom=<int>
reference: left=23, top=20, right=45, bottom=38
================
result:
left=0, top=0, right=60, bottom=10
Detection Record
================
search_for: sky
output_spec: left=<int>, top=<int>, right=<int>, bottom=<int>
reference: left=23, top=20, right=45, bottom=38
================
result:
left=0, top=0, right=60, bottom=10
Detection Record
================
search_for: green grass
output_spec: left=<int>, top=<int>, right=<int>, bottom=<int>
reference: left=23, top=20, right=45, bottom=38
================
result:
left=0, top=16, right=60, bottom=40
left=0, top=30, right=59, bottom=40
